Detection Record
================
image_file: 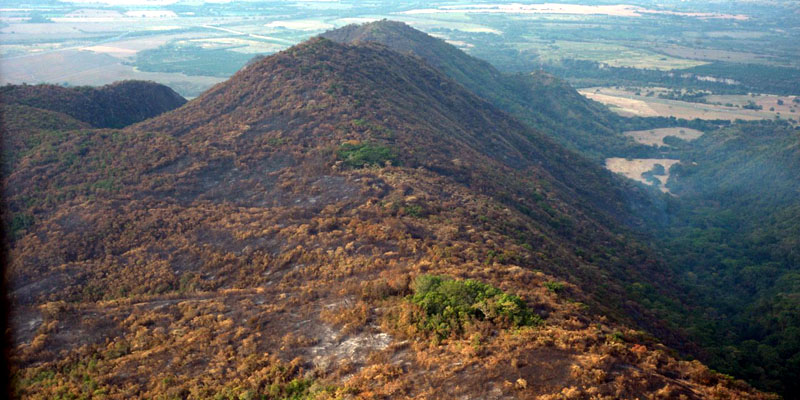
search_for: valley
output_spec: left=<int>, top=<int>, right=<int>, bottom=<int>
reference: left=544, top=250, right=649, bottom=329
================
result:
left=604, top=158, right=679, bottom=193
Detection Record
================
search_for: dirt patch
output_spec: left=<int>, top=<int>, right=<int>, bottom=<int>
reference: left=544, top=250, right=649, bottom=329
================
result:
left=605, top=158, right=680, bottom=193
left=624, top=127, right=703, bottom=147
left=580, top=91, right=658, bottom=116
left=309, top=324, right=392, bottom=370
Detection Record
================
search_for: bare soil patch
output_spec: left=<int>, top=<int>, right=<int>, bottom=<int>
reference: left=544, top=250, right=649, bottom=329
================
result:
left=605, top=158, right=680, bottom=193
left=624, top=127, right=703, bottom=147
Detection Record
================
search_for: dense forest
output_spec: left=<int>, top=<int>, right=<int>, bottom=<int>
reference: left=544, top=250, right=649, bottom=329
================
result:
left=1, top=32, right=771, bottom=398
left=645, top=120, right=800, bottom=395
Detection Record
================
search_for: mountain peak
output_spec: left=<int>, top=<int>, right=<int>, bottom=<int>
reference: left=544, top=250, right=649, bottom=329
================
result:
left=322, top=21, right=626, bottom=160
left=322, top=19, right=430, bottom=44
left=322, top=20, right=490, bottom=73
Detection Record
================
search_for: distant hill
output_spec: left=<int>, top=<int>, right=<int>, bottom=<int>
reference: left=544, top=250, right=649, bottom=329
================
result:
left=4, top=38, right=771, bottom=399
left=0, top=80, right=186, bottom=129
left=321, top=20, right=633, bottom=160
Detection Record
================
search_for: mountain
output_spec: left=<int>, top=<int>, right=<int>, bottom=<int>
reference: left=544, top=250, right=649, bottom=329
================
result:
left=321, top=20, right=634, bottom=160
left=4, top=38, right=770, bottom=398
left=0, top=80, right=186, bottom=129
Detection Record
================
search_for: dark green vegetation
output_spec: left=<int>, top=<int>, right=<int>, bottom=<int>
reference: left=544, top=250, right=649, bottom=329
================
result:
left=336, top=142, right=397, bottom=168
left=409, top=274, right=540, bottom=339
left=322, top=21, right=638, bottom=161
left=132, top=43, right=256, bottom=78
left=3, top=30, right=768, bottom=398
left=600, top=113, right=800, bottom=395
left=0, top=81, right=186, bottom=129
left=644, top=120, right=800, bottom=396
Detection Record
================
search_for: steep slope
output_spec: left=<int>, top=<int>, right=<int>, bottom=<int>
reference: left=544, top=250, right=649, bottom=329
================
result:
left=0, top=80, right=186, bottom=129
left=5, top=38, right=770, bottom=398
left=321, top=20, right=633, bottom=160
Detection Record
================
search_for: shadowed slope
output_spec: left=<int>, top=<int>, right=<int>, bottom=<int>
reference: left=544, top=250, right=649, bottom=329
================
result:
left=0, top=80, right=186, bottom=129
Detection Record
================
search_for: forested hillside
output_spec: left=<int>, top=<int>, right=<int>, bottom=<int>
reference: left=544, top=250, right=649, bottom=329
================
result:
left=2, top=37, right=769, bottom=399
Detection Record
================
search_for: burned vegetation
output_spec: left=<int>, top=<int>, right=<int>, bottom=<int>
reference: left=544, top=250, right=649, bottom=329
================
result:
left=2, top=33, right=773, bottom=399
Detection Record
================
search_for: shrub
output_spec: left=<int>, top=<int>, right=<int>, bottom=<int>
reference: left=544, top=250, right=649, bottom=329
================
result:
left=409, top=274, right=541, bottom=339
left=9, top=212, right=34, bottom=238
left=544, top=281, right=565, bottom=293
left=336, top=142, right=396, bottom=168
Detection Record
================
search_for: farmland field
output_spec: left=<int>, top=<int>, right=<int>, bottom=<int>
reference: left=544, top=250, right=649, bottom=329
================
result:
left=2, top=0, right=799, bottom=99
left=514, top=39, right=708, bottom=70
left=580, top=86, right=797, bottom=122
left=624, top=127, right=704, bottom=147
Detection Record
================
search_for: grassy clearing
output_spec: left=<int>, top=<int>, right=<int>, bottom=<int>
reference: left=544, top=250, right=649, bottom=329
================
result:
left=624, top=127, right=704, bottom=147
left=581, top=87, right=796, bottom=121
left=605, top=158, right=680, bottom=193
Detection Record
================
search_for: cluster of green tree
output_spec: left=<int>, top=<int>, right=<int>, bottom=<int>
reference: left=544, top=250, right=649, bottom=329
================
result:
left=409, top=274, right=541, bottom=339
left=743, top=100, right=763, bottom=110
left=656, top=89, right=708, bottom=103
left=132, top=43, right=256, bottom=77
left=336, top=141, right=397, bottom=168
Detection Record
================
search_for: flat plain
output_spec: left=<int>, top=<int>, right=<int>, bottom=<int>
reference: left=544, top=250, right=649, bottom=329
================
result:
left=580, top=87, right=797, bottom=122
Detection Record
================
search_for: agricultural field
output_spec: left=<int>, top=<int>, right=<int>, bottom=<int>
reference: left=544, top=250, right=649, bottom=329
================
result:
left=579, top=86, right=798, bottom=122
left=624, top=127, right=704, bottom=147
left=513, top=39, right=708, bottom=70
left=1, top=0, right=799, bottom=99
left=654, top=44, right=776, bottom=66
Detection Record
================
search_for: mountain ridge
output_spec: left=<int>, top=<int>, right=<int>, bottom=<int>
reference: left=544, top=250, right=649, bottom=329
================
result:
left=4, top=33, right=773, bottom=399
left=321, top=20, right=634, bottom=160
